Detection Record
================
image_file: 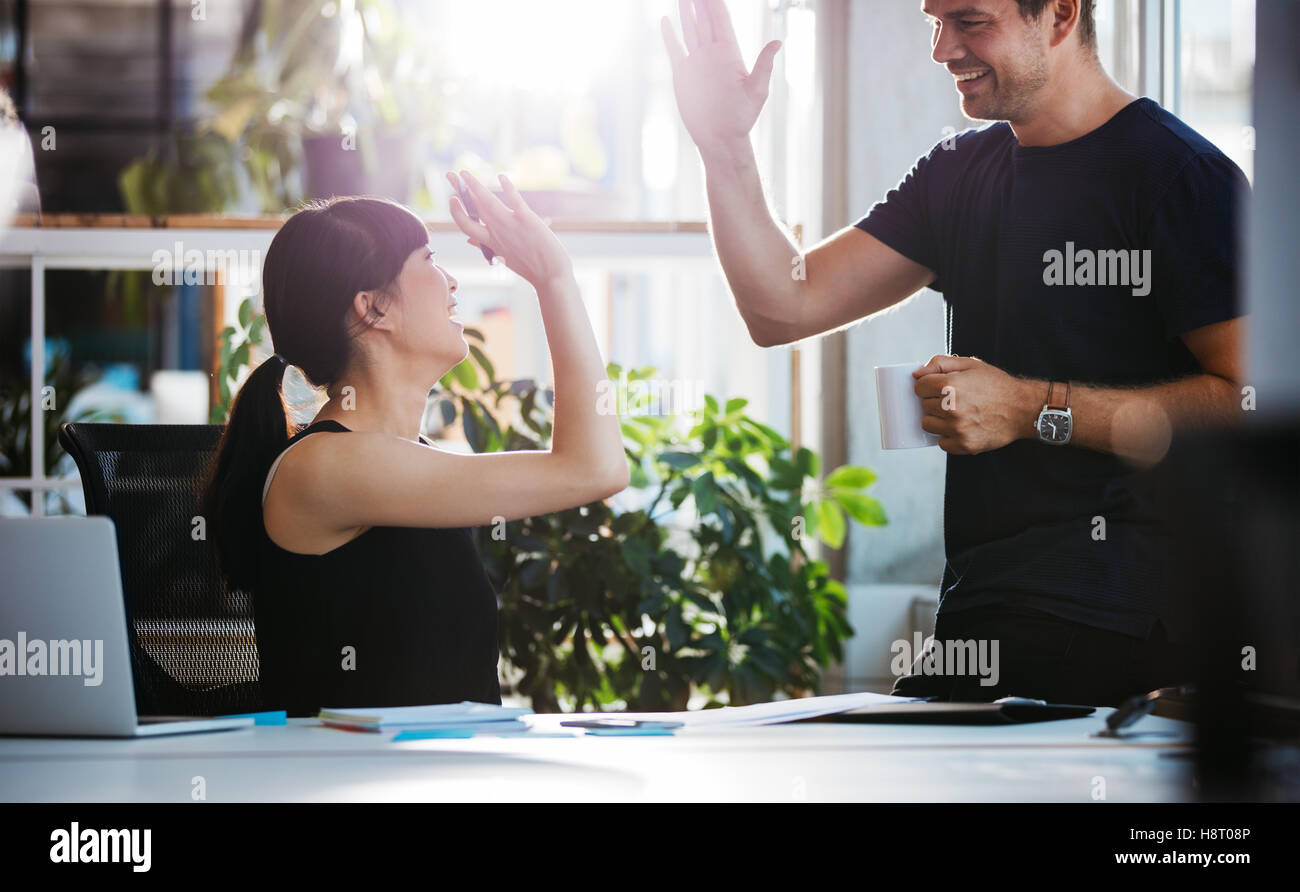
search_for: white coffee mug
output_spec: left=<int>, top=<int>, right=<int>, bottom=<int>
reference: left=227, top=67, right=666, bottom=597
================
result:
left=875, top=362, right=942, bottom=450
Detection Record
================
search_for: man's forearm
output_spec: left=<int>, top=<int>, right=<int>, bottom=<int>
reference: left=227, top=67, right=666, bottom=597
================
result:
left=1011, top=373, right=1243, bottom=463
left=700, top=139, right=804, bottom=346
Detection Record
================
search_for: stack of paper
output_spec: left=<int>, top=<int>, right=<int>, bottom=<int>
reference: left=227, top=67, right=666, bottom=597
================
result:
left=317, top=701, right=533, bottom=734
left=524, top=691, right=922, bottom=733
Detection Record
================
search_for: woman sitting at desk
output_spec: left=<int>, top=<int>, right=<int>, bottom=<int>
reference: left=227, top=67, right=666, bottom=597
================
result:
left=201, top=172, right=629, bottom=717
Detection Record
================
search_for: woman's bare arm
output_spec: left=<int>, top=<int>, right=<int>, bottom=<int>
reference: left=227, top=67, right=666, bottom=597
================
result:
left=274, top=173, right=628, bottom=532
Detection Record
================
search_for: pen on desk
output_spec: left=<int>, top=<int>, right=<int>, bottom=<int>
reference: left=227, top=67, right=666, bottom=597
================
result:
left=1096, top=684, right=1196, bottom=737
left=448, top=171, right=495, bottom=264
left=559, top=719, right=684, bottom=731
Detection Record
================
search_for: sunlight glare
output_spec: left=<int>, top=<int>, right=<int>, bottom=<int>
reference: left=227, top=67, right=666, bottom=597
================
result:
left=434, top=0, right=634, bottom=96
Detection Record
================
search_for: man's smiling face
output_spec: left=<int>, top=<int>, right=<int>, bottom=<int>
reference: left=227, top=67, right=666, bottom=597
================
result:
left=923, top=0, right=1051, bottom=123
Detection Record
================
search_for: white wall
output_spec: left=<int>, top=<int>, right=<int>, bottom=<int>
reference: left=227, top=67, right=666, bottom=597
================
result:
left=839, top=0, right=968, bottom=689
left=1245, top=0, right=1300, bottom=420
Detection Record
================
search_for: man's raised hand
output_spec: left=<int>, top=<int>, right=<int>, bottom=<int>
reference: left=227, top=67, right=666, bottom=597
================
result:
left=661, top=0, right=782, bottom=159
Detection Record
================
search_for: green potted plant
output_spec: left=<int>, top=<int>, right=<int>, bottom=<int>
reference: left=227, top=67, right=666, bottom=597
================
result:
left=203, top=0, right=447, bottom=210
left=436, top=331, right=886, bottom=712
left=118, top=130, right=241, bottom=216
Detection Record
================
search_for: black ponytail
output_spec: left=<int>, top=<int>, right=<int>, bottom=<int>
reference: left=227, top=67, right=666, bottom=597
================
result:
left=199, top=353, right=294, bottom=591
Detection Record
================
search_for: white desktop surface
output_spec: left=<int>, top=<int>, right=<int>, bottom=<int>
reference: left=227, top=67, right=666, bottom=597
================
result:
left=0, top=710, right=1195, bottom=802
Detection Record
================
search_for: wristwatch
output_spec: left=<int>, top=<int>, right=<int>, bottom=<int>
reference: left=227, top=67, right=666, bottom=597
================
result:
left=1035, top=381, right=1073, bottom=445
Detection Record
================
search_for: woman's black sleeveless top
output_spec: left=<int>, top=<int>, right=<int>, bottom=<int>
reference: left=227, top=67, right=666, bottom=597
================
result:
left=255, top=420, right=502, bottom=717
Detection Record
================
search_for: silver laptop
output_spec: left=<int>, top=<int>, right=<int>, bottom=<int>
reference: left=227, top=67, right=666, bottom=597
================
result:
left=0, top=516, right=254, bottom=737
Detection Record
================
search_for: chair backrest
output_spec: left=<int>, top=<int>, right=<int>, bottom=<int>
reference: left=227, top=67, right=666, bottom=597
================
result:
left=58, top=422, right=262, bottom=715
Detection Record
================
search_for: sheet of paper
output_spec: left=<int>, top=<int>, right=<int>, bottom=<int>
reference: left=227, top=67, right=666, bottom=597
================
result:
left=526, top=691, right=920, bottom=732
left=323, top=718, right=532, bottom=734
left=318, top=701, right=532, bottom=727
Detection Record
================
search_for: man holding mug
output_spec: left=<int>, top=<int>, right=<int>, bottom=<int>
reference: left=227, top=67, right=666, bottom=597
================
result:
left=662, top=0, right=1247, bottom=705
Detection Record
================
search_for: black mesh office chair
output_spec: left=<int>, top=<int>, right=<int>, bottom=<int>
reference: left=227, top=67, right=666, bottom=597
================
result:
left=58, top=422, right=262, bottom=715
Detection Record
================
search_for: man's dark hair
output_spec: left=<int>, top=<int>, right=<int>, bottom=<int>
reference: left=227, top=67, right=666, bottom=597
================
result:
left=1016, top=0, right=1097, bottom=51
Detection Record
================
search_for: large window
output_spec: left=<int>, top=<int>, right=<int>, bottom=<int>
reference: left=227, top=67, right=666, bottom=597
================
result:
left=1173, top=0, right=1255, bottom=181
left=367, top=0, right=826, bottom=455
left=1096, top=0, right=1255, bottom=180
left=0, top=0, right=830, bottom=515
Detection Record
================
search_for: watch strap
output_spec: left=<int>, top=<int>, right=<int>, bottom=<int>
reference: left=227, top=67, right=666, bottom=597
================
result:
left=1046, top=380, right=1070, bottom=411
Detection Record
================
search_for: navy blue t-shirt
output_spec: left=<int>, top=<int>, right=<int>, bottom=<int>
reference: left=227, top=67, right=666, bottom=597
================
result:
left=856, top=98, right=1248, bottom=639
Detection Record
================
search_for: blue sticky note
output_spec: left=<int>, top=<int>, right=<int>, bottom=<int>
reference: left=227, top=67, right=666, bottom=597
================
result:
left=585, top=728, right=675, bottom=736
left=392, top=729, right=477, bottom=741
left=218, top=710, right=287, bottom=725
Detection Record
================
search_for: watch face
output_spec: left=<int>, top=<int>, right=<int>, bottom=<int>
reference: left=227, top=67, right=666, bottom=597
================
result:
left=1038, top=410, right=1072, bottom=444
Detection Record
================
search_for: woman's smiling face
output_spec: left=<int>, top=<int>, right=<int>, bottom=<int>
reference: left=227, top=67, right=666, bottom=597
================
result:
left=387, top=243, right=467, bottom=367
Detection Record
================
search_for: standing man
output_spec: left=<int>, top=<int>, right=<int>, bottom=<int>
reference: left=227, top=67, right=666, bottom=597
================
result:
left=662, top=0, right=1248, bottom=705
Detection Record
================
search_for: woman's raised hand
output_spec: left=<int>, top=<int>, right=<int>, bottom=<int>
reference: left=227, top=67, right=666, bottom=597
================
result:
left=446, top=170, right=574, bottom=290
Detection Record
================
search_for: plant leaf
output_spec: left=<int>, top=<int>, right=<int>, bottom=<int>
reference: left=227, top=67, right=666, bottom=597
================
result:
left=469, top=344, right=495, bottom=382
left=451, top=358, right=479, bottom=390
left=658, top=450, right=700, bottom=470
left=825, top=465, right=877, bottom=490
left=796, top=446, right=819, bottom=479
left=832, top=492, right=888, bottom=526
left=816, top=499, right=846, bottom=549
left=692, top=471, right=718, bottom=514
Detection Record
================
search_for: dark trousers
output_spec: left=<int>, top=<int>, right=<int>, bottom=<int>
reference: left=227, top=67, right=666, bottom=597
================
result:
left=889, top=604, right=1191, bottom=708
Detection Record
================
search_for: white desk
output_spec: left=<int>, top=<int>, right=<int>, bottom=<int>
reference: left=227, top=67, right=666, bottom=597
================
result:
left=0, top=710, right=1195, bottom=802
